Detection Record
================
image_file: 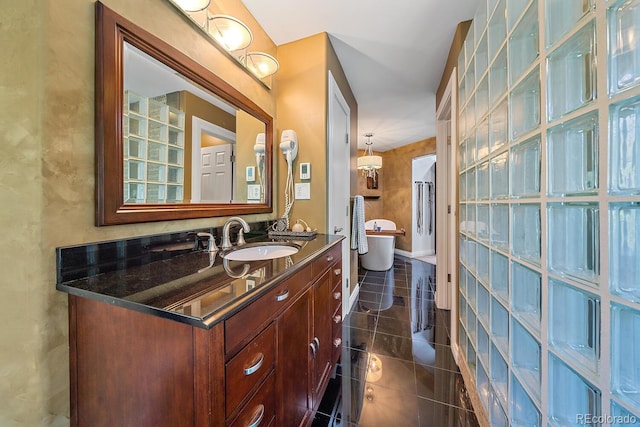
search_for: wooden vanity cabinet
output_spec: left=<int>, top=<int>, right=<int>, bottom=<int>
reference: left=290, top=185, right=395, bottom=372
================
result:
left=68, top=243, right=342, bottom=427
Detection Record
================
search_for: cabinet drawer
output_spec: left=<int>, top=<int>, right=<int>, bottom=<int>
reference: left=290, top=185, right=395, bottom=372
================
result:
left=226, top=265, right=311, bottom=354
left=226, top=323, right=275, bottom=416
left=311, top=244, right=341, bottom=277
left=229, top=373, right=276, bottom=427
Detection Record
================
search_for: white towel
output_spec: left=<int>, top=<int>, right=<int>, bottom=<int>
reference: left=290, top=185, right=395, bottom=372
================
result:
left=351, top=195, right=368, bottom=254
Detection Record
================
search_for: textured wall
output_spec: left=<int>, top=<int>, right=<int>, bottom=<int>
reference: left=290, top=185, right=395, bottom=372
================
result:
left=0, top=0, right=277, bottom=424
left=382, top=138, right=436, bottom=252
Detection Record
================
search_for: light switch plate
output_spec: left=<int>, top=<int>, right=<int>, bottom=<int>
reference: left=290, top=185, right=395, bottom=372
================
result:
left=246, top=166, right=256, bottom=182
left=247, top=184, right=261, bottom=200
left=295, top=183, right=311, bottom=200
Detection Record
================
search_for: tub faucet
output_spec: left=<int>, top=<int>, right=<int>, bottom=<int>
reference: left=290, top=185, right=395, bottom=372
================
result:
left=221, top=217, right=251, bottom=250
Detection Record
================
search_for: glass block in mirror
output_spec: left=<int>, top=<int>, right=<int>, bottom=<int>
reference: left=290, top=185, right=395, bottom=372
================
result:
left=511, top=260, right=542, bottom=335
left=611, top=302, right=640, bottom=411
left=510, top=68, right=541, bottom=141
left=547, top=203, right=600, bottom=285
left=511, top=204, right=541, bottom=265
left=511, top=318, right=541, bottom=402
left=609, top=202, right=640, bottom=303
left=476, top=33, right=489, bottom=82
left=609, top=94, right=640, bottom=195
left=510, top=135, right=541, bottom=197
left=547, top=111, right=598, bottom=196
left=546, top=20, right=596, bottom=122
left=549, top=279, right=600, bottom=377
left=476, top=75, right=490, bottom=122
left=549, top=354, right=602, bottom=426
left=608, top=0, right=640, bottom=95
left=510, top=373, right=541, bottom=426
left=545, top=0, right=595, bottom=49
left=509, top=2, right=539, bottom=85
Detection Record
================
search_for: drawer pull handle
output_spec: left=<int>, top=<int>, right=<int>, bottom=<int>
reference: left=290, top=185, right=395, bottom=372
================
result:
left=247, top=404, right=265, bottom=427
left=333, top=315, right=342, bottom=323
left=243, top=353, right=264, bottom=376
left=314, top=337, right=320, bottom=351
left=326, top=255, right=334, bottom=262
left=333, top=338, right=342, bottom=348
left=333, top=292, right=341, bottom=300
left=275, top=290, right=289, bottom=302
left=310, top=341, right=317, bottom=358
left=334, top=268, right=341, bottom=276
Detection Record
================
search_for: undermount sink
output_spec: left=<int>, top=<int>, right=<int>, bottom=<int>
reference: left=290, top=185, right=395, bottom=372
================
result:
left=221, top=242, right=300, bottom=261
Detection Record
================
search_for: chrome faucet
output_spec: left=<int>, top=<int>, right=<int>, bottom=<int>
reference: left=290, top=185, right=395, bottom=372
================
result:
left=221, top=217, right=251, bottom=250
left=196, top=232, right=218, bottom=253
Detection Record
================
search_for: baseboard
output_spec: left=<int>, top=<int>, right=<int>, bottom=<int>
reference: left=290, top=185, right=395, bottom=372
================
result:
left=458, top=355, right=491, bottom=427
left=394, top=248, right=413, bottom=258
left=347, top=283, right=360, bottom=315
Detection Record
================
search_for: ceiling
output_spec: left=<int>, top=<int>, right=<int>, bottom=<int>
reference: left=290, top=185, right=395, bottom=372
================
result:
left=241, top=0, right=478, bottom=151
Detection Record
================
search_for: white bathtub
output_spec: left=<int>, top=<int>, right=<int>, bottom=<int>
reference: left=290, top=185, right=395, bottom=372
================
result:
left=359, top=219, right=396, bottom=271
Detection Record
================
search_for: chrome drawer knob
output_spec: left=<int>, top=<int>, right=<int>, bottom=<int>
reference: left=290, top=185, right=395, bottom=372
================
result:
left=333, top=338, right=342, bottom=348
left=333, top=292, right=341, bottom=300
left=334, top=269, right=341, bottom=276
left=333, top=315, right=342, bottom=323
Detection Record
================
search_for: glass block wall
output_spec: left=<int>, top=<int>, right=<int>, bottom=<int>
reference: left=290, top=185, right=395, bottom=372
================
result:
left=457, top=0, right=640, bottom=425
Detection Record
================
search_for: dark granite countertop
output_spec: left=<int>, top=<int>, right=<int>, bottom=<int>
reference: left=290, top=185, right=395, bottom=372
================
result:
left=56, top=233, right=344, bottom=329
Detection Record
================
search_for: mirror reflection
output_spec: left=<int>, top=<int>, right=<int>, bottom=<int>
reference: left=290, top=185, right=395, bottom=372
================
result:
left=123, top=42, right=267, bottom=205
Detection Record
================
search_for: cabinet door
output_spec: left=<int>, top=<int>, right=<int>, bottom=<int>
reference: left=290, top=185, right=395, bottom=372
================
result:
left=312, top=270, right=334, bottom=407
left=277, top=290, right=312, bottom=427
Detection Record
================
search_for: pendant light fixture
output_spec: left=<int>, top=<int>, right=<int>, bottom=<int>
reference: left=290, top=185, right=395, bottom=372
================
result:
left=357, top=132, right=382, bottom=176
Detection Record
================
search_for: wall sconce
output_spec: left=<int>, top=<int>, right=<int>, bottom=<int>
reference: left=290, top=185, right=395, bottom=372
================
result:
left=173, top=0, right=210, bottom=12
left=207, top=15, right=253, bottom=51
left=357, top=132, right=382, bottom=177
left=167, top=0, right=279, bottom=84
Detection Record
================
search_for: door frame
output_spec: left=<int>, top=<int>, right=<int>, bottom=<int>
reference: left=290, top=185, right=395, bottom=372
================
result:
left=327, top=70, right=352, bottom=318
left=435, top=68, right=459, bottom=362
left=191, top=116, right=236, bottom=203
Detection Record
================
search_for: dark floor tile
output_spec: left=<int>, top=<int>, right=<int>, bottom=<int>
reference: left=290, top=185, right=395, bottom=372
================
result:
left=374, top=316, right=412, bottom=339
left=353, top=383, right=420, bottom=427
left=361, top=275, right=386, bottom=285
left=376, top=302, right=411, bottom=322
left=414, top=363, right=465, bottom=406
left=371, top=332, right=415, bottom=362
left=385, top=284, right=409, bottom=297
left=345, top=310, right=377, bottom=332
left=414, top=343, right=460, bottom=373
left=360, top=282, right=386, bottom=294
left=417, top=396, right=479, bottom=427
left=345, top=326, right=374, bottom=352
left=358, top=289, right=383, bottom=306
left=365, top=354, right=416, bottom=394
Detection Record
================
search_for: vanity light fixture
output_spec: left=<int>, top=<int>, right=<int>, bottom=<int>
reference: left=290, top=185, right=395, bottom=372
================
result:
left=173, top=0, right=211, bottom=12
left=357, top=132, right=382, bottom=175
left=207, top=15, right=253, bottom=51
left=242, top=52, right=280, bottom=79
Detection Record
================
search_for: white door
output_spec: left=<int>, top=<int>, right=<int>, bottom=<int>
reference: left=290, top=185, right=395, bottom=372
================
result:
left=201, top=144, right=232, bottom=202
left=327, top=71, right=351, bottom=318
left=191, top=116, right=236, bottom=203
left=436, top=69, right=459, bottom=363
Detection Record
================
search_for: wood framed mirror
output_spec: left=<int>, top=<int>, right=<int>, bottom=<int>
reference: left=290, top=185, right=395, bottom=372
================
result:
left=95, top=2, right=273, bottom=225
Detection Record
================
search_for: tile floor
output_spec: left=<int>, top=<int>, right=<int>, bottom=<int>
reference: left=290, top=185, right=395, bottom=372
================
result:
left=313, top=256, right=480, bottom=427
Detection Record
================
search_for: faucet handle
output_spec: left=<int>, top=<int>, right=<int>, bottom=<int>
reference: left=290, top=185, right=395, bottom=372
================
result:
left=237, top=229, right=247, bottom=246
left=196, top=232, right=218, bottom=252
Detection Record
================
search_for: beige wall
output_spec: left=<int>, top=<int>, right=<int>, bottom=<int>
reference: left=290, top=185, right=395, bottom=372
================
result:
left=0, top=0, right=278, bottom=424
left=382, top=138, right=437, bottom=252
left=275, top=33, right=358, bottom=233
